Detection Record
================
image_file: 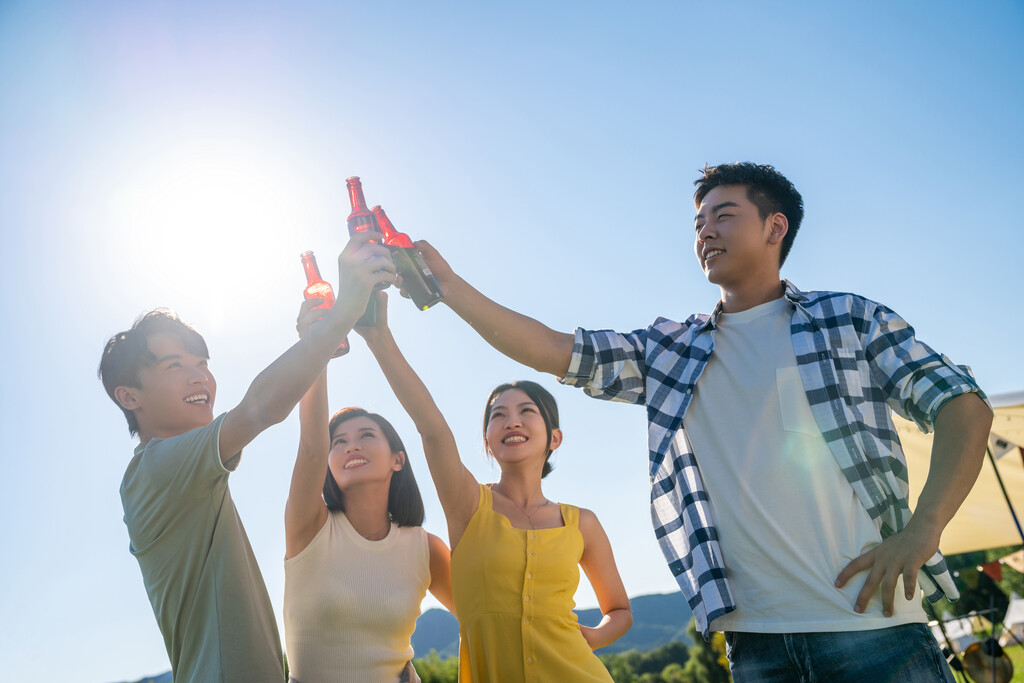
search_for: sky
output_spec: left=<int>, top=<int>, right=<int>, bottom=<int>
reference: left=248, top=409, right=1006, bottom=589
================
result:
left=0, top=1, right=1022, bottom=680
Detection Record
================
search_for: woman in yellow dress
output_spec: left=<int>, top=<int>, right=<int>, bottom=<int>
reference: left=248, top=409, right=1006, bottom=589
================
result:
left=360, top=292, right=632, bottom=682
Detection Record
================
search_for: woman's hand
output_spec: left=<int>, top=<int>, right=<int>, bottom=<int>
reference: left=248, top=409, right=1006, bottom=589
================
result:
left=354, top=290, right=392, bottom=346
left=296, top=297, right=327, bottom=339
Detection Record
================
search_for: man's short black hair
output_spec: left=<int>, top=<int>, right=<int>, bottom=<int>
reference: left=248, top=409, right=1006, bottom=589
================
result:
left=98, top=310, right=209, bottom=437
left=693, top=162, right=804, bottom=267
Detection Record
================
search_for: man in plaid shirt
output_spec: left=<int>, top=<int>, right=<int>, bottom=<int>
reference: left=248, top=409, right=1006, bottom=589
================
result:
left=415, top=162, right=992, bottom=681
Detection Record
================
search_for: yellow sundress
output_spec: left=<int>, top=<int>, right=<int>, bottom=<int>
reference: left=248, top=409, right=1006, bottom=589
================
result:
left=451, top=483, right=613, bottom=682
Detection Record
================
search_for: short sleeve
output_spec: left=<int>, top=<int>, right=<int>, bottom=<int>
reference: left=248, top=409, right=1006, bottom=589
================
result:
left=559, top=327, right=649, bottom=406
left=864, top=304, right=989, bottom=433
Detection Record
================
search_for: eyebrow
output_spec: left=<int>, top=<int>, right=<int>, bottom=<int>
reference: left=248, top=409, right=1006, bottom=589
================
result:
left=334, top=426, right=378, bottom=438
left=490, top=401, right=537, bottom=413
left=695, top=201, right=740, bottom=222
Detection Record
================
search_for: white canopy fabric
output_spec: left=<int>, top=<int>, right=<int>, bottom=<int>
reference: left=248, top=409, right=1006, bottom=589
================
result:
left=896, top=391, right=1024, bottom=556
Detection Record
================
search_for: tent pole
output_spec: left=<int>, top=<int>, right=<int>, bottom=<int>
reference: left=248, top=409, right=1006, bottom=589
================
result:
left=986, top=446, right=1024, bottom=547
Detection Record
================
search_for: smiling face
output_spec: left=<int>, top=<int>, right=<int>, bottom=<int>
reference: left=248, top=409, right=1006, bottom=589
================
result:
left=327, top=416, right=404, bottom=491
left=485, top=388, right=562, bottom=474
left=115, top=332, right=217, bottom=441
left=694, top=184, right=784, bottom=288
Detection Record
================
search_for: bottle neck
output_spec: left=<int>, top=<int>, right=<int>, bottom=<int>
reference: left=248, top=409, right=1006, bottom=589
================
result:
left=346, top=178, right=368, bottom=210
left=371, top=206, right=413, bottom=247
left=300, top=254, right=323, bottom=283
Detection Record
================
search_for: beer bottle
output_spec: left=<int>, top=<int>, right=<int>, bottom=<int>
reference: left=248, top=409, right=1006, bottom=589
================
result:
left=346, top=176, right=385, bottom=326
left=371, top=205, right=444, bottom=310
left=300, top=251, right=350, bottom=357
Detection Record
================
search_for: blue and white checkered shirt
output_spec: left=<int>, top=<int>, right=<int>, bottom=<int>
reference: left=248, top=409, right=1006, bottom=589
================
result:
left=560, top=281, right=986, bottom=637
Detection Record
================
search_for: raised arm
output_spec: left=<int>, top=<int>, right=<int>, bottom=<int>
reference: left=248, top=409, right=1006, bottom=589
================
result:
left=283, top=299, right=339, bottom=559
left=356, top=291, right=480, bottom=548
left=578, top=508, right=632, bottom=650
left=414, top=240, right=574, bottom=378
left=218, top=233, right=396, bottom=463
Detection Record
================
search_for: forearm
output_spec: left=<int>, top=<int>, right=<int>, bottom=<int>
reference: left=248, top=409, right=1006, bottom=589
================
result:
left=581, top=609, right=632, bottom=650
left=297, top=371, right=329, bottom=459
left=241, top=308, right=356, bottom=429
left=365, top=329, right=451, bottom=441
left=911, top=392, right=992, bottom=536
left=443, top=273, right=574, bottom=378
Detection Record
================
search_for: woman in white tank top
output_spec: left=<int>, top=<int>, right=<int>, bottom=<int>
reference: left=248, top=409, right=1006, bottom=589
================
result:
left=283, top=300, right=455, bottom=683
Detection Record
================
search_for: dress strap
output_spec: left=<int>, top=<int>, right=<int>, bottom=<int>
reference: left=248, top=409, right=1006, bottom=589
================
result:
left=560, top=502, right=580, bottom=529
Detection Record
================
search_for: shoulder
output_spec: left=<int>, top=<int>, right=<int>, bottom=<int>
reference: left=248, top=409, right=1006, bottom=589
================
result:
left=426, top=532, right=450, bottom=556
left=576, top=506, right=604, bottom=535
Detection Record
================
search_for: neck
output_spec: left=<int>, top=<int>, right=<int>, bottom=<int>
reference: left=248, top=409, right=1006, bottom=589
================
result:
left=719, top=273, right=785, bottom=313
left=340, top=482, right=392, bottom=539
left=495, top=471, right=547, bottom=507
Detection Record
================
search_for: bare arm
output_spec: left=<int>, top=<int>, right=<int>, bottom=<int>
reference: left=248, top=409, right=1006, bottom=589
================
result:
left=578, top=508, right=632, bottom=650
left=836, top=392, right=992, bottom=614
left=217, top=233, right=396, bottom=463
left=284, top=366, right=331, bottom=559
left=427, top=532, right=456, bottom=615
left=415, top=240, right=574, bottom=378
left=356, top=292, right=480, bottom=549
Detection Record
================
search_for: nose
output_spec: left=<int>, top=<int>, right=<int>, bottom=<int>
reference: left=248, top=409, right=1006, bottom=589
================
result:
left=696, top=223, right=715, bottom=244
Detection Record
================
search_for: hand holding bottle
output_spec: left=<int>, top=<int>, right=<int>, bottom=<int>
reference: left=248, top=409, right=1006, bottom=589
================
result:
left=354, top=290, right=393, bottom=347
left=408, top=240, right=457, bottom=297
left=335, top=232, right=397, bottom=325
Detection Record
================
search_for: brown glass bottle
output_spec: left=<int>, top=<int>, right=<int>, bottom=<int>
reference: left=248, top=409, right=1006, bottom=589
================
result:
left=300, top=251, right=349, bottom=357
left=346, top=176, right=385, bottom=326
left=371, top=205, right=444, bottom=310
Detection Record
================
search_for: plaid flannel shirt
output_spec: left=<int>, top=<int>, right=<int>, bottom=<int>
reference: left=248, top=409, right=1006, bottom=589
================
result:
left=560, top=281, right=987, bottom=637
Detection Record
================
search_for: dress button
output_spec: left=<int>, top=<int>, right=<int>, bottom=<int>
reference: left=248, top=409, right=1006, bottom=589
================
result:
left=524, top=619, right=530, bottom=625
left=524, top=595, right=531, bottom=601
left=528, top=533, right=535, bottom=539
left=529, top=551, right=535, bottom=556
left=526, top=572, right=532, bottom=579
left=526, top=657, right=534, bottom=664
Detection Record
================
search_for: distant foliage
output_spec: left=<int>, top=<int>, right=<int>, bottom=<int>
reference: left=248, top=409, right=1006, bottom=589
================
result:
left=413, top=650, right=460, bottom=683
left=411, top=617, right=732, bottom=683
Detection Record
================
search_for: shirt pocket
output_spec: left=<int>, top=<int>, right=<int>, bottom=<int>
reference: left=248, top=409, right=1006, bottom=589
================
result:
left=776, top=366, right=820, bottom=437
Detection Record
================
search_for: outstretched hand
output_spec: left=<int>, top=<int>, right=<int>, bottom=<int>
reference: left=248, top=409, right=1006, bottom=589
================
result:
left=411, top=240, right=455, bottom=294
left=834, top=519, right=941, bottom=616
left=336, top=232, right=398, bottom=320
left=295, top=297, right=327, bottom=339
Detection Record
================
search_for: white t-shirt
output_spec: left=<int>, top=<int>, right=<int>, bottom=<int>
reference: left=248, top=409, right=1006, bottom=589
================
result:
left=684, top=296, right=926, bottom=633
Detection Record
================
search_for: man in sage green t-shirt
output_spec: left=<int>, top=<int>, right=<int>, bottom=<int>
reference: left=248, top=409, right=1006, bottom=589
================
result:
left=99, top=234, right=395, bottom=683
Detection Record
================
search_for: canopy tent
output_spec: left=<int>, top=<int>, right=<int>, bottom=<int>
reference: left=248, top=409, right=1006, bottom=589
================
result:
left=897, top=391, right=1024, bottom=555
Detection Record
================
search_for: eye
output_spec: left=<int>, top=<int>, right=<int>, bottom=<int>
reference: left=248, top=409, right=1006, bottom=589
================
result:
left=719, top=213, right=732, bottom=219
left=522, top=406, right=536, bottom=414
left=332, top=437, right=346, bottom=447
left=695, top=223, right=703, bottom=233
left=361, top=431, right=376, bottom=439
left=490, top=411, right=505, bottom=420
left=167, top=362, right=181, bottom=369
left=198, top=360, right=209, bottom=368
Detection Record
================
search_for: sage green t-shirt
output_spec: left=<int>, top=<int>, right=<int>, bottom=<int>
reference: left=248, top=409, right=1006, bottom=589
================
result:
left=120, top=413, right=284, bottom=683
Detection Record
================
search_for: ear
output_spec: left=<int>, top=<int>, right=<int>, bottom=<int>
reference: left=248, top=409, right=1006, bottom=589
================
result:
left=766, top=212, right=789, bottom=246
left=114, top=386, right=141, bottom=411
left=392, top=451, right=406, bottom=472
left=548, top=428, right=563, bottom=452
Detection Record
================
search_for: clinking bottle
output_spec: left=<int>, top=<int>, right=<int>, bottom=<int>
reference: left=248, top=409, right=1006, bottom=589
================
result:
left=371, top=205, right=445, bottom=310
left=345, top=176, right=386, bottom=327
left=300, top=251, right=350, bottom=358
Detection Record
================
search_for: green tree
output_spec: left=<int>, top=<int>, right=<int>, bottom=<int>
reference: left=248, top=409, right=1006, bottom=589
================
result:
left=681, top=618, right=732, bottom=683
left=413, top=650, right=459, bottom=683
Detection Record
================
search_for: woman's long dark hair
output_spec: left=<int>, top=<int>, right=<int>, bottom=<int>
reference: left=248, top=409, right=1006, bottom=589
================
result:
left=323, top=407, right=425, bottom=527
left=483, top=380, right=560, bottom=479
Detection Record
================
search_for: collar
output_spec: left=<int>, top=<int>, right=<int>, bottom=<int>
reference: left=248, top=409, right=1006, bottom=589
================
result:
left=697, top=280, right=807, bottom=332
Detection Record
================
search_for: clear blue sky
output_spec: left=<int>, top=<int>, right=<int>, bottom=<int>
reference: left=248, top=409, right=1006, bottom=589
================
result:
left=1, top=1, right=1021, bottom=680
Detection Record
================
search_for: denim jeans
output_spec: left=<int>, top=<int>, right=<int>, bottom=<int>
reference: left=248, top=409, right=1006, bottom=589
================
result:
left=724, top=623, right=956, bottom=682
